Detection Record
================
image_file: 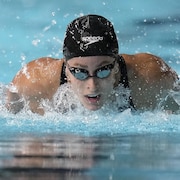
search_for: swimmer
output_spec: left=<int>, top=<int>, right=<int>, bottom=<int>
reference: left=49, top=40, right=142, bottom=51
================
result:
left=6, top=14, right=180, bottom=115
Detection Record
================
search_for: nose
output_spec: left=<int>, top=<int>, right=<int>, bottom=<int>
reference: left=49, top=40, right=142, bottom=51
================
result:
left=86, top=77, right=99, bottom=91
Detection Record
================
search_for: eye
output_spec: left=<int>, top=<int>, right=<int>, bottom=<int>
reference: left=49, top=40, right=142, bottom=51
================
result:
left=74, top=68, right=81, bottom=73
left=71, top=68, right=89, bottom=80
left=95, top=61, right=115, bottom=78
left=97, top=69, right=111, bottom=78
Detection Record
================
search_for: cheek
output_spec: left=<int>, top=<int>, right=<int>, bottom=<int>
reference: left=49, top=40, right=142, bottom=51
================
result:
left=69, top=78, right=84, bottom=95
left=101, top=76, right=116, bottom=92
left=107, top=74, right=116, bottom=86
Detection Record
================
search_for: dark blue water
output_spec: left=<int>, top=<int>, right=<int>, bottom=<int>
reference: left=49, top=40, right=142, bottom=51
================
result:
left=0, top=0, right=180, bottom=179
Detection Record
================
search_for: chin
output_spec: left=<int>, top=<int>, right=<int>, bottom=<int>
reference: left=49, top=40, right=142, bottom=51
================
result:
left=84, top=104, right=102, bottom=111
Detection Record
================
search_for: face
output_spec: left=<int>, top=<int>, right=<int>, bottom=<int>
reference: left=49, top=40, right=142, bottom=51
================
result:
left=66, top=56, right=118, bottom=111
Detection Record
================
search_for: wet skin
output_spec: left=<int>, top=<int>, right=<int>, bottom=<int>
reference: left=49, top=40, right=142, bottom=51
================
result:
left=66, top=56, right=117, bottom=111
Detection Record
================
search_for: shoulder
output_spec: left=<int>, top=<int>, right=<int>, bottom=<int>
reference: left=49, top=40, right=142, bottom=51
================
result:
left=12, top=57, right=64, bottom=97
left=121, top=53, right=178, bottom=82
left=13, top=57, right=64, bottom=82
left=20, top=57, right=63, bottom=78
left=7, top=57, right=65, bottom=114
left=122, top=53, right=164, bottom=71
left=120, top=53, right=179, bottom=110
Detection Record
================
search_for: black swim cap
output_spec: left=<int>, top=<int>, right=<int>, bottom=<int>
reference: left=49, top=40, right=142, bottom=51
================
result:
left=63, top=14, right=119, bottom=60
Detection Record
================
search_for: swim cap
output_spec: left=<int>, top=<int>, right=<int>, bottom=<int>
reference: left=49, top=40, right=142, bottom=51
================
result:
left=63, top=14, right=119, bottom=60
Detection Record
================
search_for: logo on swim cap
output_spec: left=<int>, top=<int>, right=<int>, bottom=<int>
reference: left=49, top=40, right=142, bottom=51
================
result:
left=81, top=36, right=104, bottom=46
left=63, top=14, right=119, bottom=60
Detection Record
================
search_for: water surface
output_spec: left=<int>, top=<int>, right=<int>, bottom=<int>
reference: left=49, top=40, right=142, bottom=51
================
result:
left=0, top=0, right=180, bottom=179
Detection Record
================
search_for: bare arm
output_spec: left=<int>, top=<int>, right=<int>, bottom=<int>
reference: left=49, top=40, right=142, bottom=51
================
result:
left=6, top=57, right=64, bottom=115
left=123, top=53, right=179, bottom=112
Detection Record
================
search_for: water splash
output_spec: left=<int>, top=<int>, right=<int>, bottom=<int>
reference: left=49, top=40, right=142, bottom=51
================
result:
left=0, top=82, right=180, bottom=137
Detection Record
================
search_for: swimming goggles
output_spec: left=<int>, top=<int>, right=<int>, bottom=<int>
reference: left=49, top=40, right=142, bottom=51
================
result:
left=66, top=60, right=116, bottom=80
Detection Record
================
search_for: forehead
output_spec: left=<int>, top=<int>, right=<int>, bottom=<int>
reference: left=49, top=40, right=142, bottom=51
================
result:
left=67, top=56, right=114, bottom=67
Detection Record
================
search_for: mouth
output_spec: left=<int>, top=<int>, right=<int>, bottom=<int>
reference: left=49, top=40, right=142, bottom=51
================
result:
left=85, top=94, right=101, bottom=104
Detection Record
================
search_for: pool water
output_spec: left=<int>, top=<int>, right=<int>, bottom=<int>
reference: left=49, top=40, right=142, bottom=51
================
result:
left=1, top=133, right=180, bottom=179
left=0, top=0, right=180, bottom=179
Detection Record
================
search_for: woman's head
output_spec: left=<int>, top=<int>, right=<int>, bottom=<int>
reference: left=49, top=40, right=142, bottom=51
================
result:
left=63, top=14, right=119, bottom=110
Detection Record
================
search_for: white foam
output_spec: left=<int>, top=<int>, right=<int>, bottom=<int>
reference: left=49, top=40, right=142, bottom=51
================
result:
left=0, top=83, right=180, bottom=136
left=8, top=83, right=18, bottom=93
left=170, top=80, right=180, bottom=106
left=51, top=83, right=132, bottom=114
